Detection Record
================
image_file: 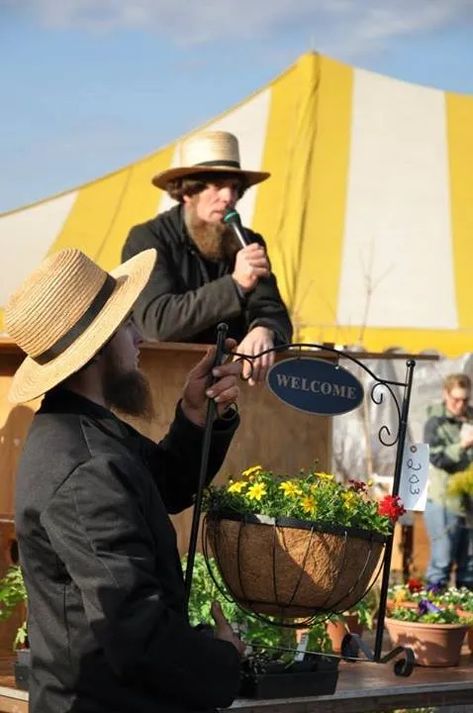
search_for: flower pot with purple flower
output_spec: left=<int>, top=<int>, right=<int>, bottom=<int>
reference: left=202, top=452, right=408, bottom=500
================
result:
left=385, top=596, right=468, bottom=667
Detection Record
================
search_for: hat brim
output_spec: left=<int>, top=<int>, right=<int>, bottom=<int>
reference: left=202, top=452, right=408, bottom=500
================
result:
left=152, top=165, right=270, bottom=190
left=8, top=249, right=157, bottom=404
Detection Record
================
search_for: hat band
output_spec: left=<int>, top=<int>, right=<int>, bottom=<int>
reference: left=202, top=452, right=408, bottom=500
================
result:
left=195, top=160, right=241, bottom=169
left=33, top=274, right=117, bottom=365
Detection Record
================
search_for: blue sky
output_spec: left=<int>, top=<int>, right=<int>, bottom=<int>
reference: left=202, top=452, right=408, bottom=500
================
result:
left=2, top=0, right=473, bottom=213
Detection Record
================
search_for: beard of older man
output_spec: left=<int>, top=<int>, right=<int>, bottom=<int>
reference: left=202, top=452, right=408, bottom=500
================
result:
left=184, top=197, right=240, bottom=262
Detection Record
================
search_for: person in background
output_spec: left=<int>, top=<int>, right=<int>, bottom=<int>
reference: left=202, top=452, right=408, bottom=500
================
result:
left=122, top=130, right=292, bottom=385
left=6, top=247, right=244, bottom=713
left=423, top=373, right=473, bottom=589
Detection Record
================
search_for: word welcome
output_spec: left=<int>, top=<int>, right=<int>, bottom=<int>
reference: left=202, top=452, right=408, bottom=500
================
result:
left=275, top=374, right=358, bottom=400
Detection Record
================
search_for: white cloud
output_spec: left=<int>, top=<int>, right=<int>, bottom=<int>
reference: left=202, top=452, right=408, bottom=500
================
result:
left=6, top=0, right=473, bottom=55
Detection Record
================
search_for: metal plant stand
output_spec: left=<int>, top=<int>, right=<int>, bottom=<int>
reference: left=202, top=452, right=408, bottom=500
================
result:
left=185, top=323, right=417, bottom=687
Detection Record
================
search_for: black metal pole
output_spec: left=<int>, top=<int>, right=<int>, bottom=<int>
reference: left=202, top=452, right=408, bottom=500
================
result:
left=373, top=359, right=416, bottom=661
left=184, top=323, right=229, bottom=605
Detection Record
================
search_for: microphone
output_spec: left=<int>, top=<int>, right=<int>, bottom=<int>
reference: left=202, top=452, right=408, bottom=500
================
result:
left=223, top=208, right=249, bottom=249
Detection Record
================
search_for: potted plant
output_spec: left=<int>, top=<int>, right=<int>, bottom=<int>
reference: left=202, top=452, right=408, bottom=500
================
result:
left=385, top=594, right=470, bottom=667
left=203, top=466, right=405, bottom=619
left=0, top=564, right=29, bottom=689
left=387, top=577, right=425, bottom=612
left=433, top=586, right=473, bottom=653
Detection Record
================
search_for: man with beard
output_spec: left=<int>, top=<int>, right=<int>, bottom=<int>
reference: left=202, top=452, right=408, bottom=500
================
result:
left=122, top=130, right=292, bottom=385
left=5, top=247, right=244, bottom=713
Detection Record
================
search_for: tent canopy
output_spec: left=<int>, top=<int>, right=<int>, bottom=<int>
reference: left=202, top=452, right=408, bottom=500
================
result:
left=2, top=52, right=473, bottom=355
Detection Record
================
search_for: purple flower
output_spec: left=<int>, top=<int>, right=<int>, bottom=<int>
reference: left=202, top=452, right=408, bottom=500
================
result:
left=418, top=599, right=441, bottom=615
left=426, top=582, right=445, bottom=595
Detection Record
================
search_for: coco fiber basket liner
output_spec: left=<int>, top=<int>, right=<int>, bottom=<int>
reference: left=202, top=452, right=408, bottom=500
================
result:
left=204, top=512, right=386, bottom=618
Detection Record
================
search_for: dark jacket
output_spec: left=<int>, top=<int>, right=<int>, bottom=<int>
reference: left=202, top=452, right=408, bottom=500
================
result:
left=121, top=204, right=293, bottom=345
left=15, top=389, right=241, bottom=713
left=424, top=401, right=473, bottom=513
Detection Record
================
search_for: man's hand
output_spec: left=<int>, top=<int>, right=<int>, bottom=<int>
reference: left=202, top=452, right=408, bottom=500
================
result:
left=232, top=243, right=270, bottom=293
left=181, top=339, right=242, bottom=427
left=236, top=326, right=275, bottom=386
left=461, top=432, right=473, bottom=449
left=211, top=601, right=246, bottom=657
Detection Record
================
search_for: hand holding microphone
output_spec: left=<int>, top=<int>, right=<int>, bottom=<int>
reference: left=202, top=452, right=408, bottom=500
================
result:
left=224, top=208, right=270, bottom=294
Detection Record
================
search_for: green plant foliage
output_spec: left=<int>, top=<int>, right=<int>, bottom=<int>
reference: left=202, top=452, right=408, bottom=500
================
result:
left=0, top=564, right=28, bottom=650
left=389, top=604, right=463, bottom=624
left=204, top=466, right=403, bottom=536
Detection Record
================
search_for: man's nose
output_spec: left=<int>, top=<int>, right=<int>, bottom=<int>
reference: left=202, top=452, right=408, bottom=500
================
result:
left=219, top=185, right=238, bottom=204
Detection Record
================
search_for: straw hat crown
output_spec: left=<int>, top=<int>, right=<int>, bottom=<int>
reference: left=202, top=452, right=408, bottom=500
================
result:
left=152, top=130, right=270, bottom=189
left=6, top=249, right=111, bottom=359
left=180, top=131, right=240, bottom=169
left=5, top=247, right=156, bottom=404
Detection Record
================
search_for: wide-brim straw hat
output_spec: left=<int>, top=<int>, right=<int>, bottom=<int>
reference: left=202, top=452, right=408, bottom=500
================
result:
left=152, top=130, right=270, bottom=189
left=5, top=247, right=157, bottom=404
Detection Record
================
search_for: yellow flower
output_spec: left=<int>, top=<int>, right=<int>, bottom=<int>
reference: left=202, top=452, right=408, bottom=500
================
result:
left=316, top=472, right=334, bottom=481
left=393, top=590, right=406, bottom=604
left=301, top=495, right=316, bottom=515
left=242, top=465, right=263, bottom=479
left=246, top=482, right=267, bottom=501
left=227, top=480, right=248, bottom=494
left=279, top=481, right=302, bottom=497
left=342, top=491, right=357, bottom=507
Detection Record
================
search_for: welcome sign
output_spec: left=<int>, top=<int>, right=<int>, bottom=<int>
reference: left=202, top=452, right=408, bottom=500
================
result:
left=267, top=357, right=364, bottom=416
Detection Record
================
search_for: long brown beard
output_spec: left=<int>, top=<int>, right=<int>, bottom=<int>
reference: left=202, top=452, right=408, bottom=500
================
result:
left=184, top=202, right=240, bottom=261
left=102, top=358, right=155, bottom=421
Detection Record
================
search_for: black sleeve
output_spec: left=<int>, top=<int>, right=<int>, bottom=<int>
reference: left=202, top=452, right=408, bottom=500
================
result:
left=122, top=223, right=243, bottom=342
left=244, top=233, right=293, bottom=345
left=42, top=455, right=241, bottom=710
left=140, top=403, right=239, bottom=513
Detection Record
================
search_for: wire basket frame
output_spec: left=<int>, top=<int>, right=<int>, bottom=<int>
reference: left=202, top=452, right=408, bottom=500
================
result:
left=185, top=328, right=416, bottom=672
left=203, top=512, right=386, bottom=626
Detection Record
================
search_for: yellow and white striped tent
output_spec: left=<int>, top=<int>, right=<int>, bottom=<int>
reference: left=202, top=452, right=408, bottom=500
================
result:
left=2, top=51, right=473, bottom=354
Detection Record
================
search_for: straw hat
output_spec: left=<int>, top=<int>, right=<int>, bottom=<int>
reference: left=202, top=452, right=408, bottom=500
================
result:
left=152, top=131, right=270, bottom=189
left=5, top=247, right=157, bottom=404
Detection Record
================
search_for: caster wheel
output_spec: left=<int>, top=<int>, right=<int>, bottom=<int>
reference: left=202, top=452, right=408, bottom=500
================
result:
left=394, top=657, right=414, bottom=677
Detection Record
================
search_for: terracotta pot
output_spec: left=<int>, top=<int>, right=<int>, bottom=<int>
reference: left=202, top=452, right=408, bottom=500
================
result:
left=385, top=617, right=467, bottom=667
left=456, top=608, right=473, bottom=653
left=205, top=512, right=386, bottom=618
left=326, top=614, right=364, bottom=653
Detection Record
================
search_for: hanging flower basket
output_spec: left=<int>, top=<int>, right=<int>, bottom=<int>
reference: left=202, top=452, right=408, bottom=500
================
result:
left=203, top=467, right=403, bottom=619
left=204, top=512, right=386, bottom=618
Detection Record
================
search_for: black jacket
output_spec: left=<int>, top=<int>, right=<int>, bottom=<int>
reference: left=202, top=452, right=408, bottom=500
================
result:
left=122, top=205, right=293, bottom=345
left=15, top=389, right=241, bottom=713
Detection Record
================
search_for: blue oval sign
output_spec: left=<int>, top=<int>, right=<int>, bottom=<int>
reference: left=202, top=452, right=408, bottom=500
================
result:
left=266, top=357, right=364, bottom=416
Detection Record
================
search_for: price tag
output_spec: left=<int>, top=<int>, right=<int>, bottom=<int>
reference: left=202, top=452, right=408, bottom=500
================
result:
left=399, top=443, right=429, bottom=512
left=294, top=631, right=309, bottom=662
